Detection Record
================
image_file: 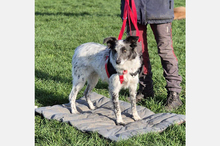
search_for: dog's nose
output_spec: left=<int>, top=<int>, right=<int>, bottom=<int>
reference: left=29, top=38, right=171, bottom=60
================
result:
left=116, top=60, right=121, bottom=64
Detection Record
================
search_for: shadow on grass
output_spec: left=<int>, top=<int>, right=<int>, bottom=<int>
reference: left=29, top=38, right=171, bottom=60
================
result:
left=35, top=88, right=69, bottom=106
left=35, top=69, right=71, bottom=84
left=35, top=11, right=90, bottom=17
left=35, top=11, right=121, bottom=17
left=36, top=69, right=109, bottom=90
left=35, top=69, right=111, bottom=106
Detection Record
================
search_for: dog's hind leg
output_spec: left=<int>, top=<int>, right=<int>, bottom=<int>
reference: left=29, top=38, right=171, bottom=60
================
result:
left=129, top=84, right=141, bottom=121
left=84, top=72, right=99, bottom=110
left=69, top=79, right=86, bottom=114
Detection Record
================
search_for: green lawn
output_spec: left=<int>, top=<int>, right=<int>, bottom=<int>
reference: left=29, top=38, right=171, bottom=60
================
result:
left=35, top=0, right=186, bottom=145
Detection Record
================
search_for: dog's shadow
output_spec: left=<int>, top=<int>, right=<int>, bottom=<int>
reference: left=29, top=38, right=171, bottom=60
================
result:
left=35, top=69, right=110, bottom=106
left=35, top=12, right=121, bottom=18
left=35, top=69, right=109, bottom=90
left=35, top=69, right=72, bottom=85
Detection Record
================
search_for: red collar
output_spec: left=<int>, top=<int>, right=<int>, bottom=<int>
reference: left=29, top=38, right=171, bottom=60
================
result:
left=105, top=56, right=127, bottom=84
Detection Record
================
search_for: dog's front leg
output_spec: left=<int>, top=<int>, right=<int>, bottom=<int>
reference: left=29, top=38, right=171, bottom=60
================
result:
left=129, top=83, right=141, bottom=121
left=109, top=76, right=125, bottom=126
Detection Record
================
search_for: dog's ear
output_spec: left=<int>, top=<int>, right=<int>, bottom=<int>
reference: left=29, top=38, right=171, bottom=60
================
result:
left=124, top=36, right=139, bottom=48
left=103, top=37, right=117, bottom=49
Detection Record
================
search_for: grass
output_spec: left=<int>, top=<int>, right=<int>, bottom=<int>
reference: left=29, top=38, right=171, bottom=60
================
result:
left=35, top=0, right=185, bottom=145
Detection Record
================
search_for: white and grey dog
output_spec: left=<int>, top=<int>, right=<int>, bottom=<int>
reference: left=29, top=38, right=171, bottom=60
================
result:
left=69, top=36, right=141, bottom=125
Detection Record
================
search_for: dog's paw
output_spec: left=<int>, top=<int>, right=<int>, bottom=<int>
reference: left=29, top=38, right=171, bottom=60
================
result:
left=89, top=104, right=96, bottom=110
left=70, top=109, right=79, bottom=114
left=116, top=119, right=126, bottom=126
left=116, top=121, right=126, bottom=126
left=87, top=101, right=96, bottom=110
left=133, top=115, right=141, bottom=121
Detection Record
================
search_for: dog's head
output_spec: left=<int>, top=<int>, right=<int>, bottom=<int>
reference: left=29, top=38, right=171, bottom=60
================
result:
left=103, top=36, right=139, bottom=65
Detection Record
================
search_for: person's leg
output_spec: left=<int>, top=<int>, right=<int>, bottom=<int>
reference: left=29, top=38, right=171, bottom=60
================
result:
left=150, top=23, right=182, bottom=109
left=127, top=23, right=154, bottom=102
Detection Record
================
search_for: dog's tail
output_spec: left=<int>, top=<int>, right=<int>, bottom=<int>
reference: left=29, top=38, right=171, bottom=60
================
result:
left=174, top=7, right=185, bottom=20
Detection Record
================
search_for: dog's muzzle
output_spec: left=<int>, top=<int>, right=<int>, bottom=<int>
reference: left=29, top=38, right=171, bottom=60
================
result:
left=116, top=59, right=121, bottom=64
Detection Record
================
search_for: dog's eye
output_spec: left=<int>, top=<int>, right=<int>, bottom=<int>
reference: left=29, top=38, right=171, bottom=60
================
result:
left=122, top=49, right=127, bottom=53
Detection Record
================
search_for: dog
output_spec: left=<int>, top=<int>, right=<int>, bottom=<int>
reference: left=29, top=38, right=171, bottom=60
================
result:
left=174, top=7, right=186, bottom=20
left=68, top=36, right=141, bottom=125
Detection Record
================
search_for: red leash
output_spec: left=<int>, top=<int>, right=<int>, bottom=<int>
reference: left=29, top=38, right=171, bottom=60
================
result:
left=118, top=0, right=140, bottom=42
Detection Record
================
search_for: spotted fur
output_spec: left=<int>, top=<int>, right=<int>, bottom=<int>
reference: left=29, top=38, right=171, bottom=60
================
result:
left=69, top=36, right=141, bottom=125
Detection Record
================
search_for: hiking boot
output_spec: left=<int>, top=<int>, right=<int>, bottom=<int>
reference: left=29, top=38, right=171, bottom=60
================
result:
left=137, top=89, right=154, bottom=101
left=135, top=91, right=145, bottom=103
left=127, top=91, right=154, bottom=103
left=165, top=91, right=182, bottom=110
